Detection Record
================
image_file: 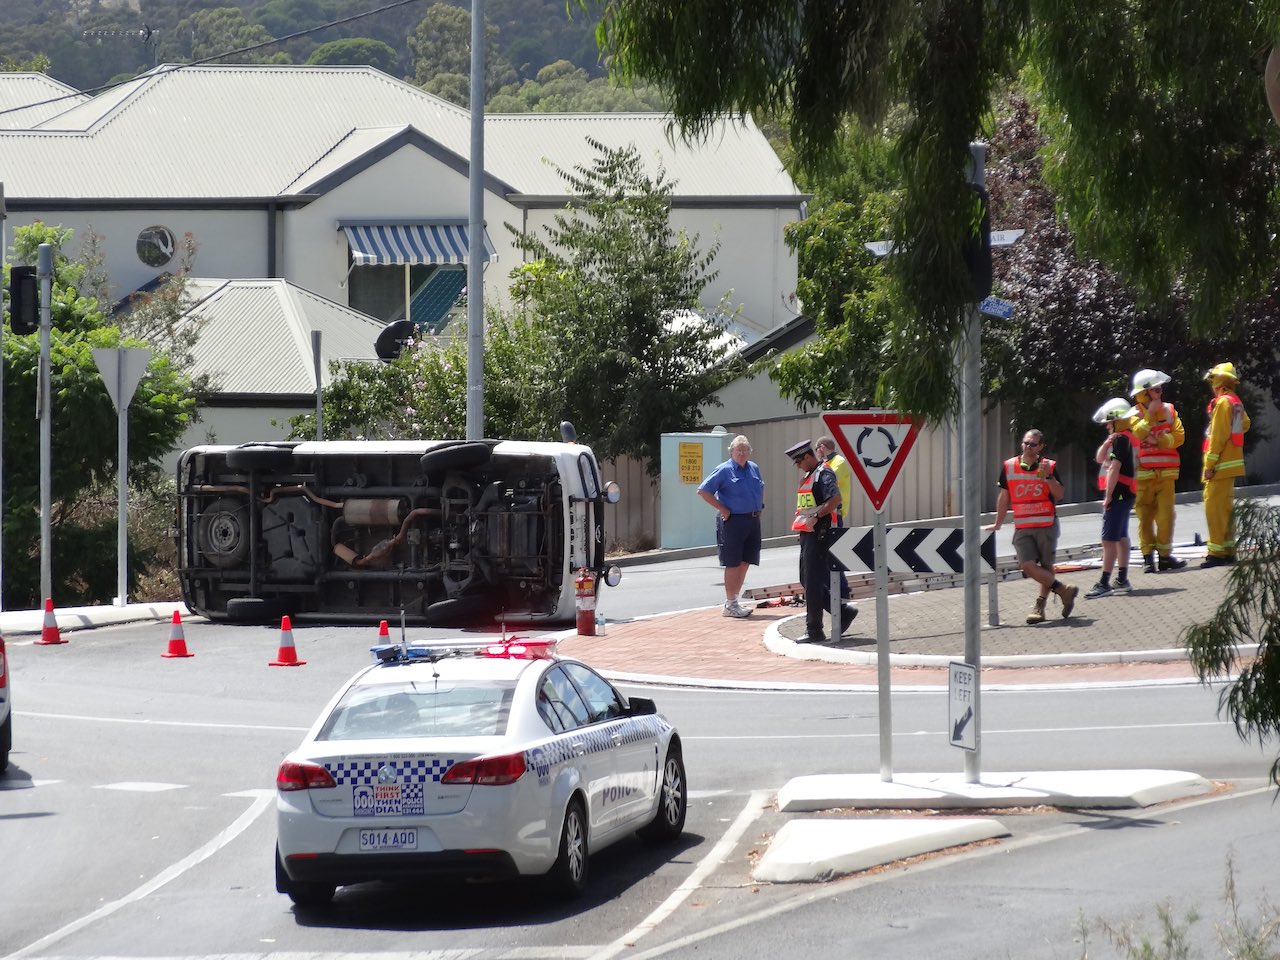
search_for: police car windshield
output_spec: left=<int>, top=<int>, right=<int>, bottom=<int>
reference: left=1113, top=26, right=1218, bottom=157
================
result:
left=317, top=681, right=516, bottom=740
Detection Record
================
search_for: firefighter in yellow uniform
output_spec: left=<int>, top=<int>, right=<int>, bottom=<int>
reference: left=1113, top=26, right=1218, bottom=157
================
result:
left=1201, top=362, right=1250, bottom=567
left=1128, top=369, right=1186, bottom=574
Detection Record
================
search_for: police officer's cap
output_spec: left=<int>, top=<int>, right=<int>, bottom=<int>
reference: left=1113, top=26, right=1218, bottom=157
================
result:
left=784, top=439, right=814, bottom=461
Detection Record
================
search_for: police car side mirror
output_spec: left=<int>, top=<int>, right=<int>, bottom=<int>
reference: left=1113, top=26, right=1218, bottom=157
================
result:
left=627, top=696, right=657, bottom=716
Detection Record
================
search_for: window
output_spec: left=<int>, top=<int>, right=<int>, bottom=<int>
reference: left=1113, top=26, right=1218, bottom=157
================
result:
left=317, top=680, right=515, bottom=740
left=537, top=666, right=592, bottom=733
left=561, top=663, right=625, bottom=723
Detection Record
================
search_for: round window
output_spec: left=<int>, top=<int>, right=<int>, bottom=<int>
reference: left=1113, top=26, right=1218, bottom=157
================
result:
left=137, top=225, right=176, bottom=268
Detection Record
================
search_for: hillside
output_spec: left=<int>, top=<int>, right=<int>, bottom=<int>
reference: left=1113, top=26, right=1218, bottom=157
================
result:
left=0, top=0, right=608, bottom=100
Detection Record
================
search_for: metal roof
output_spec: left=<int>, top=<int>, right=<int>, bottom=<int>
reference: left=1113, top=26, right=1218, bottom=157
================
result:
left=0, top=73, right=88, bottom=129
left=485, top=113, right=798, bottom=199
left=0, top=65, right=799, bottom=203
left=183, top=278, right=384, bottom=397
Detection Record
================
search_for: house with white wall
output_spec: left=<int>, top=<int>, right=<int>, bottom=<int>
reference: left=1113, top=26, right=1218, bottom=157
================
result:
left=0, top=64, right=804, bottom=347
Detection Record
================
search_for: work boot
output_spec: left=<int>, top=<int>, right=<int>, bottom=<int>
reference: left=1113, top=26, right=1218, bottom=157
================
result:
left=1142, top=553, right=1157, bottom=574
left=839, top=603, right=858, bottom=634
left=1055, top=582, right=1079, bottom=618
left=1025, top=595, right=1047, bottom=625
left=1158, top=554, right=1186, bottom=571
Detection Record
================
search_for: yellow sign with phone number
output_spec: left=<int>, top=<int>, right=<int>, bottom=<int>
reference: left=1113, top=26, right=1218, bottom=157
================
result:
left=678, top=442, right=703, bottom=484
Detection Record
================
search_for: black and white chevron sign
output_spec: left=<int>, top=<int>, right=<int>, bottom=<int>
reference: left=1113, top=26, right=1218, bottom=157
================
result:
left=828, top=526, right=997, bottom=575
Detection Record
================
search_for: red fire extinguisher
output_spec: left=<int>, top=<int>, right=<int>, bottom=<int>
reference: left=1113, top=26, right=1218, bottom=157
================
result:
left=575, top=567, right=597, bottom=636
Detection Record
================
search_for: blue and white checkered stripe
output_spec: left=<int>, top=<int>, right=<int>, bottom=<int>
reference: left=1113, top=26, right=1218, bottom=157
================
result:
left=325, top=756, right=455, bottom=786
left=524, top=715, right=673, bottom=782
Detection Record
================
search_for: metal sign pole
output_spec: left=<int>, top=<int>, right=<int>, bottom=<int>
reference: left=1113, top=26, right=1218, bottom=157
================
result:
left=963, top=143, right=987, bottom=783
left=312, top=329, right=323, bottom=440
left=115, top=352, right=129, bottom=606
left=874, top=508, right=892, bottom=781
left=38, top=243, right=53, bottom=604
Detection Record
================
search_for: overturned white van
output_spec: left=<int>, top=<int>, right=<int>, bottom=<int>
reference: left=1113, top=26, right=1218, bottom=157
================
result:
left=176, top=435, right=620, bottom=624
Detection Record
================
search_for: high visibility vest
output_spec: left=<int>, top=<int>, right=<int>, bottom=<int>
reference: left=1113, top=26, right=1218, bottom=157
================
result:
left=1097, top=433, right=1137, bottom=494
left=1134, top=404, right=1181, bottom=473
left=1005, top=456, right=1057, bottom=528
left=1203, top=393, right=1246, bottom=451
left=792, top=467, right=829, bottom=532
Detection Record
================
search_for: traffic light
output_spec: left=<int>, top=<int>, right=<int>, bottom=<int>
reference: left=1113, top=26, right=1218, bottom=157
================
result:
left=8, top=265, right=39, bottom=335
left=962, top=184, right=992, bottom=301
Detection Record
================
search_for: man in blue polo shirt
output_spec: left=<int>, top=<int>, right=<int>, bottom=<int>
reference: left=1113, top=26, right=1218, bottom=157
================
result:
left=698, top=435, right=766, bottom=618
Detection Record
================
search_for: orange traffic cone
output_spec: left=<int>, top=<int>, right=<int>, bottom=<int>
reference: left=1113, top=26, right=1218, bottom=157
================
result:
left=35, top=598, right=66, bottom=646
left=377, top=619, right=390, bottom=642
left=161, top=610, right=194, bottom=658
left=269, top=615, right=306, bottom=667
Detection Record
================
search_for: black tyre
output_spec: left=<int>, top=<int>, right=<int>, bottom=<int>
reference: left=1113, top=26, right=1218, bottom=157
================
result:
left=639, top=745, right=687, bottom=841
left=275, top=847, right=334, bottom=908
left=547, top=798, right=588, bottom=898
left=226, top=596, right=292, bottom=624
left=195, top=497, right=249, bottom=568
left=226, top=444, right=295, bottom=471
left=0, top=711, right=11, bottom=774
left=419, top=441, right=492, bottom=474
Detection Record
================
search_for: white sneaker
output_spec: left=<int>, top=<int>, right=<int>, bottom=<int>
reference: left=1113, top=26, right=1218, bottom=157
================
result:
left=723, top=600, right=753, bottom=619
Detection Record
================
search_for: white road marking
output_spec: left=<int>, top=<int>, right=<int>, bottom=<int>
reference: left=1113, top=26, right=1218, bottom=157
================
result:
left=682, top=720, right=1231, bottom=740
left=588, top=789, right=772, bottom=960
left=94, top=782, right=186, bottom=792
left=2, top=790, right=275, bottom=960
left=16, top=710, right=308, bottom=732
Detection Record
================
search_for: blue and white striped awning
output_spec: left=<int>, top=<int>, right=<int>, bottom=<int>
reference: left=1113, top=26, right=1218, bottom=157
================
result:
left=341, top=222, right=496, bottom=266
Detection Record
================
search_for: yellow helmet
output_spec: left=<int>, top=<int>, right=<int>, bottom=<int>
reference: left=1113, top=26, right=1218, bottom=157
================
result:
left=1204, top=361, right=1239, bottom=385
left=1091, top=397, right=1133, bottom=424
left=1129, top=368, right=1171, bottom=399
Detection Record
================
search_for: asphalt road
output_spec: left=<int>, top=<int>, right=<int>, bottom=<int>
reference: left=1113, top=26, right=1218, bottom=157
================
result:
left=3, top=605, right=1276, bottom=960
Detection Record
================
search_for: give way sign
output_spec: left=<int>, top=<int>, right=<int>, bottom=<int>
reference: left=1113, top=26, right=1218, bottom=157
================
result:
left=821, top=410, right=922, bottom=512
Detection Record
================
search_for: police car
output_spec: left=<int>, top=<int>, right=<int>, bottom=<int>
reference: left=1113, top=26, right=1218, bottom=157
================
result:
left=0, top=637, right=10, bottom=773
left=275, top=636, right=686, bottom=906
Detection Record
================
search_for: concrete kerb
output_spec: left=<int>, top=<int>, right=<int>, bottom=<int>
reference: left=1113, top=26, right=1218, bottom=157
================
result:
left=753, top=768, right=1217, bottom=884
left=0, top=601, right=188, bottom=637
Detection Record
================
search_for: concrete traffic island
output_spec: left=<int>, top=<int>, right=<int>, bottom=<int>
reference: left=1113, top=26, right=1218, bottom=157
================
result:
left=754, top=769, right=1214, bottom=884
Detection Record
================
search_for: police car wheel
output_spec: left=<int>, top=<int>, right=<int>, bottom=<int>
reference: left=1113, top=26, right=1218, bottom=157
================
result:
left=639, top=745, right=686, bottom=841
left=548, top=797, right=589, bottom=898
left=275, top=847, right=334, bottom=908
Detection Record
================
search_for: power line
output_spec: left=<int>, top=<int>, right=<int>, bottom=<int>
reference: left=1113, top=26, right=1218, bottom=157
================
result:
left=1, top=0, right=425, bottom=119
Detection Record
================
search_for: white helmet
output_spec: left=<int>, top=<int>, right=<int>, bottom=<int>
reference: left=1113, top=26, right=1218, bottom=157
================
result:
left=1092, top=397, right=1133, bottom=424
left=1129, top=369, right=1171, bottom=399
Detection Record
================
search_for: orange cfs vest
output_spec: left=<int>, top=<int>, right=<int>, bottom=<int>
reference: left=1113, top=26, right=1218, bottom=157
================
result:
left=1134, top=404, right=1181, bottom=473
left=1203, top=392, right=1246, bottom=451
left=1005, top=456, right=1057, bottom=528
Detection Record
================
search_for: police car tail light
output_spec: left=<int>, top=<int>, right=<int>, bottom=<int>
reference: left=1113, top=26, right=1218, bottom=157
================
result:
left=440, top=752, right=526, bottom=785
left=481, top=638, right=558, bottom=660
left=276, top=760, right=338, bottom=792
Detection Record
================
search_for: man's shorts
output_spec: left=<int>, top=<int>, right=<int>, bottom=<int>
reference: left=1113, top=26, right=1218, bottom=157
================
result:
left=1011, top=521, right=1060, bottom=571
left=719, top=513, right=762, bottom=566
left=1101, top=498, right=1133, bottom=542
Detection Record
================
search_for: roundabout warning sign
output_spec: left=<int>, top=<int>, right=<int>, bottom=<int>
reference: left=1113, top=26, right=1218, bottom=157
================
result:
left=820, top=411, right=921, bottom=512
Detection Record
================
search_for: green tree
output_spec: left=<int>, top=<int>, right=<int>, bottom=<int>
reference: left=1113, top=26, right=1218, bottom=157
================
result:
left=507, top=140, right=737, bottom=469
left=293, top=142, right=736, bottom=470
left=593, top=0, right=1280, bottom=423
left=487, top=59, right=666, bottom=112
left=409, top=3, right=514, bottom=105
left=3, top=223, right=198, bottom=607
left=1186, top=500, right=1280, bottom=786
left=306, top=38, right=400, bottom=74
left=180, top=8, right=290, bottom=64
